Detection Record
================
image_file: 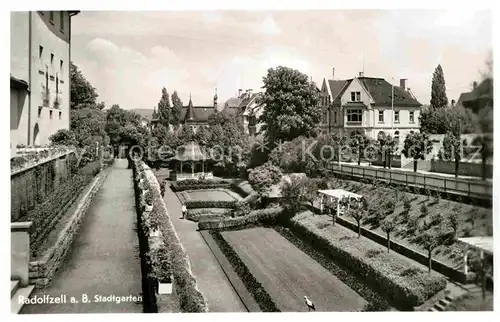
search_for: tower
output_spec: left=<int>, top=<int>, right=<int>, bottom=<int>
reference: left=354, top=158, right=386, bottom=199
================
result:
left=185, top=94, right=195, bottom=123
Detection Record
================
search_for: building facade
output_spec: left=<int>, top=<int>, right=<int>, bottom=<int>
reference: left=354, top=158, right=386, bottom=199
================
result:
left=10, top=11, right=79, bottom=149
left=319, top=69, right=422, bottom=144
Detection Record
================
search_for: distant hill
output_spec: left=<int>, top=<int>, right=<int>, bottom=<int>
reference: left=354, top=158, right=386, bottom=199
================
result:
left=131, top=108, right=154, bottom=120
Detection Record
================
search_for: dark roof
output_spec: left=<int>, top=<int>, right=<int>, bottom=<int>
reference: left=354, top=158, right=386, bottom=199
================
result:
left=331, top=77, right=421, bottom=107
left=225, top=97, right=243, bottom=109
left=10, top=76, right=29, bottom=91
left=328, top=80, right=348, bottom=101
left=459, top=78, right=493, bottom=104
left=179, top=106, right=216, bottom=123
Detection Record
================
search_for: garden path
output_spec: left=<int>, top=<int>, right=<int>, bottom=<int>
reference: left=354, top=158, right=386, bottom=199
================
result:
left=21, top=159, right=143, bottom=314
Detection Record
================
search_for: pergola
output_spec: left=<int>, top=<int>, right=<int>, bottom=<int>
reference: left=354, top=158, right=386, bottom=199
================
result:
left=318, top=189, right=363, bottom=216
left=169, top=141, right=212, bottom=181
left=457, top=236, right=493, bottom=274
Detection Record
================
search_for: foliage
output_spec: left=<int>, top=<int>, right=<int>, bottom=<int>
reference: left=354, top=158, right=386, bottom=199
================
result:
left=231, top=201, right=253, bottom=218
left=70, top=62, right=100, bottom=109
left=170, top=90, right=183, bottom=126
left=289, top=213, right=447, bottom=308
left=402, top=131, right=433, bottom=172
left=279, top=176, right=319, bottom=214
left=170, top=179, right=232, bottom=192
left=184, top=200, right=238, bottom=209
left=105, top=104, right=142, bottom=146
left=349, top=132, right=373, bottom=165
left=348, top=207, right=368, bottom=238
left=259, top=66, right=322, bottom=144
left=147, top=246, right=172, bottom=283
left=49, top=129, right=78, bottom=147
left=430, top=64, right=448, bottom=109
left=199, top=207, right=283, bottom=231
left=413, top=224, right=446, bottom=273
left=209, top=231, right=281, bottom=312
left=419, top=106, right=479, bottom=134
left=247, top=161, right=283, bottom=196
left=70, top=108, right=109, bottom=166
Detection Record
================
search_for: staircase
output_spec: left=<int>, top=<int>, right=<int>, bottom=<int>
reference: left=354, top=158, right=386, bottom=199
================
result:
left=11, top=280, right=35, bottom=314
left=428, top=294, right=454, bottom=311
left=427, top=283, right=482, bottom=312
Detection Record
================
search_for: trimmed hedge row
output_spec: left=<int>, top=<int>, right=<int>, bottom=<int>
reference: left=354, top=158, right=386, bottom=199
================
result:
left=184, top=200, right=237, bottom=209
left=171, top=179, right=232, bottom=192
left=186, top=208, right=232, bottom=222
left=230, top=180, right=256, bottom=197
left=287, top=212, right=447, bottom=309
left=133, top=161, right=208, bottom=313
left=198, top=207, right=283, bottom=231
left=209, top=230, right=281, bottom=312
left=17, top=160, right=102, bottom=257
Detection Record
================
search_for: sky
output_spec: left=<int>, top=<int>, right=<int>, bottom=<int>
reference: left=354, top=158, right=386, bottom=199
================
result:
left=70, top=10, right=492, bottom=111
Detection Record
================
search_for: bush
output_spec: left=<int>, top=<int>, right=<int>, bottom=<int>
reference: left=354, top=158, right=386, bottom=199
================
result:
left=210, top=231, right=280, bottom=312
left=184, top=200, right=237, bottom=209
left=230, top=180, right=256, bottom=197
left=198, top=207, right=283, bottom=231
left=287, top=213, right=447, bottom=308
left=185, top=209, right=231, bottom=222
left=171, top=179, right=231, bottom=192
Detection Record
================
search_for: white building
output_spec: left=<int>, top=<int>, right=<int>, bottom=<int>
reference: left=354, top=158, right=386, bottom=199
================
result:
left=10, top=11, right=79, bottom=148
left=319, top=69, right=422, bottom=143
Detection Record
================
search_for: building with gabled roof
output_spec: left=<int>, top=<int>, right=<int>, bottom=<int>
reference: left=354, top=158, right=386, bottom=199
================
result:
left=319, top=68, right=422, bottom=143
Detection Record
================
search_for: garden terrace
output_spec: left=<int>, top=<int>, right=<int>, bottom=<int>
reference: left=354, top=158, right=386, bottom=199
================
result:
left=288, top=212, right=447, bottom=309
left=316, top=176, right=491, bottom=280
left=11, top=146, right=76, bottom=175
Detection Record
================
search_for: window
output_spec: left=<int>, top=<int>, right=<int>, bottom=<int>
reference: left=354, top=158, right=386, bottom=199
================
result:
left=60, top=60, right=64, bottom=75
left=60, top=11, right=64, bottom=31
left=49, top=110, right=53, bottom=119
left=394, top=131, right=400, bottom=142
left=50, top=53, right=54, bottom=65
left=334, top=111, right=337, bottom=124
left=378, top=110, right=384, bottom=123
left=59, top=111, right=62, bottom=120
left=350, top=91, right=361, bottom=102
left=409, top=111, right=415, bottom=123
left=39, top=45, right=43, bottom=59
left=394, top=110, right=400, bottom=123
left=49, top=11, right=54, bottom=23
left=347, top=109, right=362, bottom=123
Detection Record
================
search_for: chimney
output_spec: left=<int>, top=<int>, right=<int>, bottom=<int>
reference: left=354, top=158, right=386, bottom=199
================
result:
left=332, top=67, right=335, bottom=80
left=238, top=89, right=243, bottom=97
left=400, top=78, right=407, bottom=91
left=359, top=72, right=364, bottom=77
left=473, top=81, right=478, bottom=90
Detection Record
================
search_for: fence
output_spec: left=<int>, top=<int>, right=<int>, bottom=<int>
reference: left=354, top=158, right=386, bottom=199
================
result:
left=326, top=162, right=492, bottom=201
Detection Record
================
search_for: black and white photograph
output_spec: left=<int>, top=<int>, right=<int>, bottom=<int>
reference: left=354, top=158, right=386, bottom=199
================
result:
left=7, top=1, right=496, bottom=316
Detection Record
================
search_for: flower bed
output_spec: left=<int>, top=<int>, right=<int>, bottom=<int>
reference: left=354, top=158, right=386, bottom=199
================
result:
left=133, top=161, right=207, bottom=313
left=209, top=230, right=280, bottom=312
left=170, top=179, right=232, bottom=192
left=186, top=208, right=232, bottom=222
left=287, top=212, right=447, bottom=309
left=198, top=207, right=283, bottom=231
left=184, top=200, right=238, bottom=209
left=16, top=160, right=102, bottom=257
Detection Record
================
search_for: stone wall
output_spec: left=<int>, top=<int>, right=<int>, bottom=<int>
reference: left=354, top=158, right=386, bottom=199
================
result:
left=430, top=159, right=493, bottom=178
left=28, top=170, right=108, bottom=288
left=11, top=150, right=75, bottom=221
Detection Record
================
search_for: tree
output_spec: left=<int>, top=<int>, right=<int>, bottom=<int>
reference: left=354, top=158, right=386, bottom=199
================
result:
left=280, top=176, right=307, bottom=215
left=430, top=64, right=448, bottom=109
left=402, top=131, right=433, bottom=172
left=380, top=216, right=397, bottom=253
left=349, top=201, right=367, bottom=238
left=415, top=225, right=445, bottom=273
left=448, top=211, right=459, bottom=240
left=473, top=106, right=494, bottom=180
left=70, top=62, right=99, bottom=109
left=349, top=132, right=372, bottom=166
left=248, top=161, right=283, bottom=197
left=376, top=132, right=393, bottom=168
left=177, top=125, right=196, bottom=144
left=441, top=131, right=462, bottom=177
left=157, top=87, right=174, bottom=128
left=259, top=66, right=321, bottom=144
left=49, top=129, right=77, bottom=147
left=170, top=90, right=183, bottom=126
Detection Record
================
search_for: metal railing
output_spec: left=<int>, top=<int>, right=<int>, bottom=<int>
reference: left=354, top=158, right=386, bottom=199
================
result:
left=326, top=162, right=492, bottom=200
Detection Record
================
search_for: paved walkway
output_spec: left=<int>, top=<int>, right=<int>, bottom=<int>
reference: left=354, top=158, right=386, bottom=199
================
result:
left=22, top=159, right=143, bottom=314
left=163, top=184, right=247, bottom=312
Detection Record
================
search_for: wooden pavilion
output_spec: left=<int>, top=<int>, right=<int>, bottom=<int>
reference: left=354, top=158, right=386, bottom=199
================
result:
left=169, top=141, right=213, bottom=181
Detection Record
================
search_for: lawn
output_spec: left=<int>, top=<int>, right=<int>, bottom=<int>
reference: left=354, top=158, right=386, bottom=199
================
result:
left=318, top=177, right=492, bottom=269
left=221, top=227, right=368, bottom=312
left=183, top=189, right=239, bottom=202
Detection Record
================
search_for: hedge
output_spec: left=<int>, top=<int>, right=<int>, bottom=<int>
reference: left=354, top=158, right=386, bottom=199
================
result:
left=171, top=179, right=232, bottom=192
left=230, top=180, right=256, bottom=197
left=209, top=230, right=281, bottom=312
left=186, top=208, right=232, bottom=222
left=287, top=212, right=447, bottom=309
left=198, top=207, right=283, bottom=231
left=184, top=200, right=238, bottom=209
left=16, top=160, right=102, bottom=257
left=133, top=161, right=208, bottom=313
